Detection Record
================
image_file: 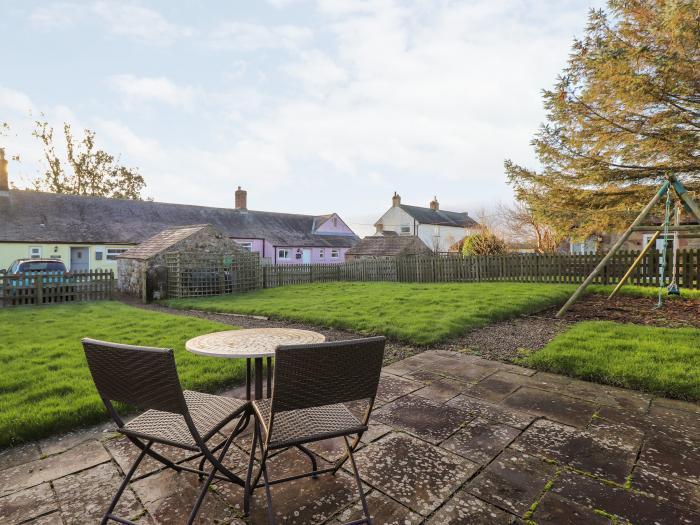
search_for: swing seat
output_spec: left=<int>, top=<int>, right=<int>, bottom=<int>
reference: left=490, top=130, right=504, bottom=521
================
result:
left=667, top=283, right=680, bottom=296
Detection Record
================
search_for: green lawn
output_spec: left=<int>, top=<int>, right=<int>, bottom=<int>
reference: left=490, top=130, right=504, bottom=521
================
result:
left=587, top=284, right=700, bottom=300
left=0, top=302, right=243, bottom=447
left=523, top=321, right=700, bottom=401
left=164, top=282, right=578, bottom=345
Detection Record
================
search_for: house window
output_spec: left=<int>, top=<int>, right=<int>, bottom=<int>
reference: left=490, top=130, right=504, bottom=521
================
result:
left=295, top=249, right=303, bottom=260
left=400, top=225, right=411, bottom=235
left=29, top=246, right=42, bottom=258
left=331, top=249, right=339, bottom=259
left=106, top=248, right=128, bottom=261
left=238, top=241, right=253, bottom=252
left=319, top=249, right=325, bottom=259
left=95, top=246, right=105, bottom=261
left=278, top=249, right=290, bottom=260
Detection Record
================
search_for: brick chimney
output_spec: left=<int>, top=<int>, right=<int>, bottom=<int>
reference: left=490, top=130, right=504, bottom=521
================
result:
left=0, top=148, right=8, bottom=192
left=235, top=186, right=247, bottom=209
left=392, top=191, right=401, bottom=207
left=430, top=196, right=439, bottom=211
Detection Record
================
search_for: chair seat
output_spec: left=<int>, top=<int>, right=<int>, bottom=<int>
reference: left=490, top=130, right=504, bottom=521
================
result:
left=252, top=399, right=367, bottom=449
left=122, top=390, right=247, bottom=450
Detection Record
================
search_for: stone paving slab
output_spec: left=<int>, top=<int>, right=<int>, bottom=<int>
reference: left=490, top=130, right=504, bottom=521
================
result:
left=509, top=419, right=637, bottom=483
left=551, top=470, right=699, bottom=525
left=441, top=417, right=520, bottom=465
left=0, top=440, right=110, bottom=497
left=373, top=395, right=471, bottom=444
left=353, top=433, right=479, bottom=516
left=425, top=490, right=521, bottom=524
left=1, top=349, right=699, bottom=524
left=502, top=387, right=598, bottom=428
left=467, top=450, right=558, bottom=515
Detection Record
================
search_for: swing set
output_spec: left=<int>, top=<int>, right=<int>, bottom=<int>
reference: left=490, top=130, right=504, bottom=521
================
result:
left=556, top=175, right=700, bottom=318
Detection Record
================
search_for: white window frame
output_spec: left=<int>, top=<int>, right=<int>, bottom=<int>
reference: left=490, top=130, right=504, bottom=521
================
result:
left=238, top=241, right=253, bottom=252
left=331, top=249, right=340, bottom=259
left=106, top=248, right=128, bottom=261
left=277, top=249, right=290, bottom=260
left=95, top=246, right=105, bottom=261
left=319, top=249, right=325, bottom=259
left=400, top=225, right=411, bottom=235
left=29, top=246, right=42, bottom=258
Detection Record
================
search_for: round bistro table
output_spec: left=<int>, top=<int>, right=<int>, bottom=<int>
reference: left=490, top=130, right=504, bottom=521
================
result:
left=185, top=328, right=326, bottom=400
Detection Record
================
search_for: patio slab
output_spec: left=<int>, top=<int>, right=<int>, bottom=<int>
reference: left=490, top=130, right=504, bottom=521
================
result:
left=353, top=433, right=479, bottom=516
left=373, top=394, right=471, bottom=444
left=1, top=349, right=698, bottom=524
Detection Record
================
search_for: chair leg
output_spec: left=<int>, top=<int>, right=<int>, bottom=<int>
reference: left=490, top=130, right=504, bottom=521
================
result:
left=343, top=436, right=371, bottom=525
left=127, top=435, right=183, bottom=473
left=260, top=446, right=275, bottom=525
left=198, top=413, right=248, bottom=480
left=101, top=442, right=151, bottom=525
left=332, top=433, right=362, bottom=475
left=187, top=430, right=237, bottom=525
left=244, top=416, right=260, bottom=516
left=295, top=444, right=318, bottom=478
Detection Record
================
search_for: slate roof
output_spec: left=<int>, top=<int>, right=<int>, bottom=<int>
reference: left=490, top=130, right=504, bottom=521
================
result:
left=0, top=191, right=358, bottom=248
left=118, top=224, right=210, bottom=260
left=398, top=204, right=478, bottom=228
left=346, top=235, right=433, bottom=257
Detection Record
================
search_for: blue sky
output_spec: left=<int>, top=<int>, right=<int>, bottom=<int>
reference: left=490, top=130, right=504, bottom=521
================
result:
left=1, top=0, right=603, bottom=236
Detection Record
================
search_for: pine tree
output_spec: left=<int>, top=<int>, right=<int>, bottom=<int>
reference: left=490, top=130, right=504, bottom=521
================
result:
left=505, top=0, right=700, bottom=239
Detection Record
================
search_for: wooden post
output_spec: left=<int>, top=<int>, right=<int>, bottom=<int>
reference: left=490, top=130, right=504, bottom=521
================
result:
left=672, top=178, right=700, bottom=223
left=556, top=180, right=670, bottom=318
left=608, top=230, right=661, bottom=299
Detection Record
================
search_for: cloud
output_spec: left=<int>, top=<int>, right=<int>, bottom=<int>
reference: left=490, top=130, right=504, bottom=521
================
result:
left=109, top=75, right=196, bottom=108
left=207, top=22, right=312, bottom=51
left=0, top=87, right=35, bottom=114
left=29, top=2, right=83, bottom=28
left=93, top=1, right=192, bottom=45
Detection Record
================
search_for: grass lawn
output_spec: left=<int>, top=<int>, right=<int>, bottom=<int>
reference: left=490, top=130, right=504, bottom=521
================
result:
left=587, top=284, right=700, bottom=300
left=164, top=282, right=577, bottom=345
left=0, top=302, right=243, bottom=447
left=523, top=321, right=700, bottom=401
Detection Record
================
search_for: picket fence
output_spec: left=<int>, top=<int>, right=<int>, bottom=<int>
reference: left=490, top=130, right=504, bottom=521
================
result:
left=0, top=270, right=114, bottom=307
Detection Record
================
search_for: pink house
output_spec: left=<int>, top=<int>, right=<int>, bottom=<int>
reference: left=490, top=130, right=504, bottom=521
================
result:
left=229, top=187, right=357, bottom=264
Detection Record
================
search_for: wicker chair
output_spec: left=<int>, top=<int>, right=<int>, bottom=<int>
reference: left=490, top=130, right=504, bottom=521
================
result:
left=244, top=337, right=386, bottom=525
left=82, top=338, right=248, bottom=525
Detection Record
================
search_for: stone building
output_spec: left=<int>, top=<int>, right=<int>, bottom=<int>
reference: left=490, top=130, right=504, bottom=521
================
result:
left=117, top=224, right=252, bottom=301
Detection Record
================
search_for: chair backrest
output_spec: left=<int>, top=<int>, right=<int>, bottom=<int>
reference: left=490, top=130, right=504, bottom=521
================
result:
left=271, top=337, right=385, bottom=413
left=82, top=338, right=188, bottom=415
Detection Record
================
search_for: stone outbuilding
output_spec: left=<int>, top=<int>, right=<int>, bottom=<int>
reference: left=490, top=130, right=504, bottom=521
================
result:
left=345, top=235, right=434, bottom=260
left=117, top=224, right=253, bottom=301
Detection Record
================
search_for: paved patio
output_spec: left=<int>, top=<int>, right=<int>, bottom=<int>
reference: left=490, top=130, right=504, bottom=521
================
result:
left=1, top=350, right=699, bottom=524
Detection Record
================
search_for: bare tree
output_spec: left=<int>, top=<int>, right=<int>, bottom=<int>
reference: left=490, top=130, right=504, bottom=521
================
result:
left=498, top=202, right=563, bottom=254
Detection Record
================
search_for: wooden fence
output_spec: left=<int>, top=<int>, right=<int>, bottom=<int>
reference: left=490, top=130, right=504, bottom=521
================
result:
left=261, top=250, right=700, bottom=289
left=0, top=270, right=114, bottom=307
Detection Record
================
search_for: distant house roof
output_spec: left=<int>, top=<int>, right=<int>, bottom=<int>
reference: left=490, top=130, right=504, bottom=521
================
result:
left=0, top=191, right=358, bottom=248
left=398, top=204, right=478, bottom=228
left=346, top=235, right=433, bottom=257
left=118, top=224, right=211, bottom=260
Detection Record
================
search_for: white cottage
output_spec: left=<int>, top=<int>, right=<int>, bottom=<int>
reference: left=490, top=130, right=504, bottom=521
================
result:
left=373, top=193, right=479, bottom=253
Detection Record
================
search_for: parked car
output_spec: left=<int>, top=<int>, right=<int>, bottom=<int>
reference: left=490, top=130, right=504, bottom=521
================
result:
left=4, top=259, right=67, bottom=275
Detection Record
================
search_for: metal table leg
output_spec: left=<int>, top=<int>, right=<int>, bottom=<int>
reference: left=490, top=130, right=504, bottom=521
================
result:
left=254, top=357, right=263, bottom=400
left=266, top=357, right=272, bottom=398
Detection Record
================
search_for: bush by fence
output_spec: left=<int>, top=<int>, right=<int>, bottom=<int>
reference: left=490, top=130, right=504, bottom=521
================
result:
left=0, top=270, right=114, bottom=307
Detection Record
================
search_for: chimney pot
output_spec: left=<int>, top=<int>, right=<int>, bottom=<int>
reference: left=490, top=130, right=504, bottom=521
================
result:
left=392, top=191, right=401, bottom=207
left=430, top=196, right=439, bottom=211
left=0, top=149, right=8, bottom=192
left=235, top=186, right=247, bottom=210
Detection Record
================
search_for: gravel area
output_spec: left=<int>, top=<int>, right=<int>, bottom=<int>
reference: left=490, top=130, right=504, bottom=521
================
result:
left=127, top=292, right=700, bottom=368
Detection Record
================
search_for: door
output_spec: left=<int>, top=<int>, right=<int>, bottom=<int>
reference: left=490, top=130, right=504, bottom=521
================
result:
left=70, top=247, right=89, bottom=271
left=302, top=249, right=311, bottom=264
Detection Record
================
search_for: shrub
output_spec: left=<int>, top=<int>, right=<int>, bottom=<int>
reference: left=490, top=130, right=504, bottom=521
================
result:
left=461, top=230, right=507, bottom=256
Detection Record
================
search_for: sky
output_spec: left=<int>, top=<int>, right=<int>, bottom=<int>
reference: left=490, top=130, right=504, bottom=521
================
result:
left=0, top=0, right=604, bottom=237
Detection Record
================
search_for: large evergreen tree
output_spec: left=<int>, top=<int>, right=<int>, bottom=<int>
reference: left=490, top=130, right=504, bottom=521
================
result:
left=505, top=0, right=700, bottom=239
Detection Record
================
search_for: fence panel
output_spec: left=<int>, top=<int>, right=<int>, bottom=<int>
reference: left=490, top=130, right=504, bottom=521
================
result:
left=0, top=270, right=114, bottom=307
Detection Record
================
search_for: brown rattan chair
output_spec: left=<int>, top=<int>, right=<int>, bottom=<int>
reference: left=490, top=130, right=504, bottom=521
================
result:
left=82, top=338, right=248, bottom=525
left=244, top=336, right=385, bottom=525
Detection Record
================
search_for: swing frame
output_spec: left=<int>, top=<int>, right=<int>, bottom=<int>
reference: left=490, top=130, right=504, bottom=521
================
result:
left=556, top=175, right=700, bottom=318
